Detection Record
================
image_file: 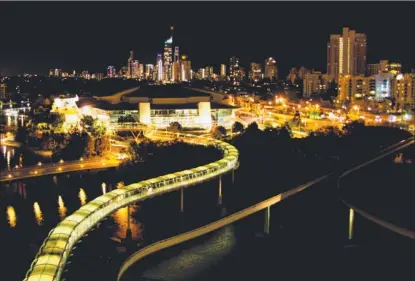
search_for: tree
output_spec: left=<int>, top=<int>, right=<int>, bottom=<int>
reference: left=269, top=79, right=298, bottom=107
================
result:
left=80, top=115, right=94, bottom=129
left=84, top=134, right=96, bottom=156
left=95, top=136, right=110, bottom=156
left=52, top=113, right=65, bottom=131
left=168, top=122, right=182, bottom=132
left=91, top=120, right=107, bottom=140
left=232, top=121, right=245, bottom=134
left=212, top=126, right=227, bottom=139
left=15, top=126, right=29, bottom=145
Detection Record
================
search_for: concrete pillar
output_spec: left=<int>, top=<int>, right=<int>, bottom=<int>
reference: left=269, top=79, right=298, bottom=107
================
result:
left=218, top=175, right=222, bottom=205
left=348, top=208, right=354, bottom=240
left=264, top=206, right=270, bottom=235
left=126, top=206, right=132, bottom=240
left=232, top=169, right=235, bottom=184
left=180, top=187, right=184, bottom=212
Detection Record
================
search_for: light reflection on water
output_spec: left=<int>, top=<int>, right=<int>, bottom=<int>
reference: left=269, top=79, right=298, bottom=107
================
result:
left=349, top=208, right=354, bottom=240
left=33, top=202, right=43, bottom=226
left=112, top=205, right=142, bottom=240
left=6, top=206, right=17, bottom=228
left=58, top=196, right=67, bottom=220
left=79, top=188, right=87, bottom=206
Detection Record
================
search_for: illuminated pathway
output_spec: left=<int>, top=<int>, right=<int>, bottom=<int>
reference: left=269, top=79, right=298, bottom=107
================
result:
left=0, top=158, right=119, bottom=183
left=117, top=136, right=415, bottom=281
left=23, top=131, right=238, bottom=281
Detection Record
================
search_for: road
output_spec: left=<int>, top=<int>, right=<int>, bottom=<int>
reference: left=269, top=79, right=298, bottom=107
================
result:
left=0, top=157, right=119, bottom=182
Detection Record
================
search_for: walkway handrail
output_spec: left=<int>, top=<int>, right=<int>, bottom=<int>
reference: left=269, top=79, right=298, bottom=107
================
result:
left=117, top=175, right=328, bottom=281
left=23, top=131, right=239, bottom=281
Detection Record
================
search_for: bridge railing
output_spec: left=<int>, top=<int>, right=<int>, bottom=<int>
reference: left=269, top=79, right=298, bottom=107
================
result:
left=24, top=132, right=238, bottom=281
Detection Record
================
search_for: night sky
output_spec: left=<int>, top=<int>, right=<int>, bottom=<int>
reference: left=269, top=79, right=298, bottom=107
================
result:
left=0, top=2, right=414, bottom=76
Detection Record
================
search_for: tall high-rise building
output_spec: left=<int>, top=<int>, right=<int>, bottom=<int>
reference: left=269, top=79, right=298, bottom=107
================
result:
left=107, top=66, right=116, bottom=78
left=229, top=57, right=244, bottom=81
left=174, top=46, right=179, bottom=62
left=338, top=75, right=370, bottom=102
left=127, top=50, right=134, bottom=78
left=287, top=67, right=298, bottom=85
left=327, top=27, right=367, bottom=80
left=303, top=71, right=324, bottom=97
left=163, top=26, right=174, bottom=82
left=180, top=55, right=192, bottom=82
left=220, top=64, right=226, bottom=80
left=204, top=66, right=214, bottom=79
left=298, top=66, right=310, bottom=80
left=249, top=63, right=262, bottom=82
left=157, top=53, right=163, bottom=81
left=375, top=72, right=394, bottom=100
left=172, top=61, right=180, bottom=82
left=145, top=64, right=154, bottom=80
left=264, top=57, right=277, bottom=81
left=132, top=60, right=139, bottom=79
left=0, top=83, right=6, bottom=99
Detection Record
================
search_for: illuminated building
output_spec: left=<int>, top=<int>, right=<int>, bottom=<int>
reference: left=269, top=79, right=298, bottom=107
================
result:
left=50, top=69, right=62, bottom=77
left=379, top=60, right=389, bottom=72
left=174, top=46, right=179, bottom=62
left=132, top=60, right=139, bottom=79
left=127, top=50, right=134, bottom=79
left=303, top=71, right=324, bottom=97
left=1, top=83, right=7, bottom=99
left=220, top=64, right=226, bottom=80
left=388, top=63, right=402, bottom=75
left=374, top=72, right=394, bottom=100
left=120, top=66, right=128, bottom=78
left=49, top=69, right=54, bottom=76
left=96, top=73, right=103, bottom=81
left=81, top=71, right=90, bottom=80
left=298, top=66, right=310, bottom=80
left=198, top=68, right=206, bottom=79
left=229, top=56, right=242, bottom=81
left=249, top=63, right=262, bottom=82
left=172, top=61, right=180, bottom=82
left=163, top=26, right=174, bottom=82
left=205, top=66, right=214, bottom=80
left=338, top=75, right=370, bottom=102
left=287, top=67, right=298, bottom=85
left=392, top=74, right=414, bottom=111
left=156, top=53, right=163, bottom=81
left=367, top=63, right=380, bottom=76
left=145, top=64, right=154, bottom=80
left=264, top=57, right=277, bottom=81
left=327, top=27, right=367, bottom=80
left=139, top=64, right=144, bottom=79
left=51, top=94, right=81, bottom=130
left=107, top=66, right=116, bottom=78
left=180, top=55, right=192, bottom=82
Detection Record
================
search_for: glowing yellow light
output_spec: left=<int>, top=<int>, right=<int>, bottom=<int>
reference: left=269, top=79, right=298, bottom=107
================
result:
left=79, top=188, right=87, bottom=206
left=34, top=170, right=38, bottom=175
left=60, top=159, right=64, bottom=164
left=58, top=167, right=62, bottom=171
left=80, top=157, right=84, bottom=161
left=102, top=182, right=106, bottom=194
left=80, top=164, right=84, bottom=168
left=33, top=202, right=43, bottom=225
left=6, top=206, right=17, bottom=228
left=38, top=162, right=42, bottom=166
left=8, top=174, right=12, bottom=178
left=57, top=195, right=67, bottom=219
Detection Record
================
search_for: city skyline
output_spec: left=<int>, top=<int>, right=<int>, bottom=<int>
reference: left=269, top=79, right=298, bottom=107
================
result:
left=0, top=2, right=414, bottom=77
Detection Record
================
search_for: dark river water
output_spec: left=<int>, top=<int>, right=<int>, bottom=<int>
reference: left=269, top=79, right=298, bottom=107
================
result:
left=1, top=145, right=413, bottom=281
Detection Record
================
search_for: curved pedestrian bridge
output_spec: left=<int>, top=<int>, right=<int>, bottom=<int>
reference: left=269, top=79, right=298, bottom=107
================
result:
left=23, top=132, right=238, bottom=281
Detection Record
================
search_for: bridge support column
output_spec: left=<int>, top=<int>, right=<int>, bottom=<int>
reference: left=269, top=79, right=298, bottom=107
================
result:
left=180, top=187, right=184, bottom=213
left=126, top=206, right=132, bottom=240
left=264, top=206, right=270, bottom=235
left=218, top=175, right=222, bottom=205
left=232, top=169, right=235, bottom=184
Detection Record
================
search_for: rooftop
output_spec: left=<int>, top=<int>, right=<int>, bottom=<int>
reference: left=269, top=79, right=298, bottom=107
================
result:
left=77, top=98, right=138, bottom=111
left=126, top=84, right=210, bottom=98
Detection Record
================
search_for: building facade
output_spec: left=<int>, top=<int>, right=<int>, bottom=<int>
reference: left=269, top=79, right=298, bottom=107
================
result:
left=249, top=63, right=262, bottom=82
left=392, top=73, right=414, bottom=111
left=0, top=83, right=6, bottom=99
left=264, top=57, right=277, bottom=81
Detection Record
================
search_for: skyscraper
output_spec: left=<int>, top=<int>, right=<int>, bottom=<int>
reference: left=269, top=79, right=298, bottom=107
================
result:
left=229, top=56, right=239, bottom=78
left=180, top=55, right=192, bottom=82
left=174, top=46, right=179, bottom=62
left=327, top=27, right=367, bottom=80
left=249, top=63, right=262, bottom=82
left=133, top=60, right=139, bottom=79
left=264, top=57, right=277, bottom=81
left=107, top=66, right=116, bottom=78
left=205, top=66, right=214, bottom=80
left=163, top=26, right=174, bottom=82
left=145, top=64, right=154, bottom=80
left=220, top=64, right=226, bottom=80
left=157, top=53, right=163, bottom=82
left=0, top=83, right=6, bottom=99
left=127, top=50, right=134, bottom=79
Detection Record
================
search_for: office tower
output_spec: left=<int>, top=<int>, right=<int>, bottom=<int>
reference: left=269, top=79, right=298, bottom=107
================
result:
left=180, top=55, right=192, bottom=82
left=327, top=27, right=367, bottom=80
left=392, top=74, right=414, bottom=111
left=229, top=56, right=244, bottom=81
left=145, top=64, right=154, bottom=80
left=127, top=50, right=134, bottom=78
left=172, top=61, right=180, bottom=82
left=338, top=75, right=370, bottom=102
left=264, top=57, right=277, bottom=81
left=174, top=46, right=179, bottom=62
left=0, top=83, right=6, bottom=99
left=163, top=26, right=174, bottom=82
left=157, top=53, right=163, bottom=81
left=220, top=64, right=226, bottom=80
left=249, top=63, right=262, bottom=82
